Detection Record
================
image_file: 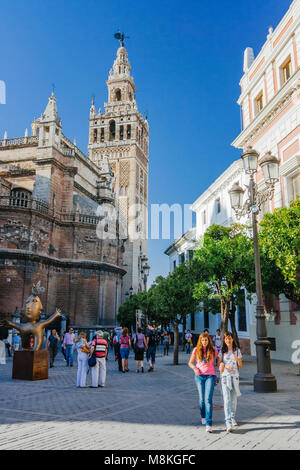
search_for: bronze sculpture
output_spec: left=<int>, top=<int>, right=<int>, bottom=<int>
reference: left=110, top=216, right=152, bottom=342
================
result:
left=1, top=282, right=61, bottom=351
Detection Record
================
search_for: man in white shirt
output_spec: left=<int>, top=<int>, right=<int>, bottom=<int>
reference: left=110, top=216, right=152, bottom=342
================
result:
left=63, top=328, right=76, bottom=367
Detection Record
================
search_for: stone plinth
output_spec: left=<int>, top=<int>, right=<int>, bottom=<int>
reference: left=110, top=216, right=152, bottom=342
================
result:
left=12, top=350, right=48, bottom=381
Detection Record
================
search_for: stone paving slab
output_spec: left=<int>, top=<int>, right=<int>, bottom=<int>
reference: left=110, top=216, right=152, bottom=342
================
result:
left=0, top=347, right=299, bottom=450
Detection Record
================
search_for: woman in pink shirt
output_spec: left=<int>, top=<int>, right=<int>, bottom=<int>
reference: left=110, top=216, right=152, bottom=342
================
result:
left=120, top=328, right=131, bottom=373
left=188, top=332, right=221, bottom=433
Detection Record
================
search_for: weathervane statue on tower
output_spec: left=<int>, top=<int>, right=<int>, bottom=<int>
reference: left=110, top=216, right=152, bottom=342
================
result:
left=114, top=31, right=129, bottom=47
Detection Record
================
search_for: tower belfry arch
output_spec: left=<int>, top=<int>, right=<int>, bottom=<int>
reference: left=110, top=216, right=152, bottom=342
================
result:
left=88, top=39, right=149, bottom=298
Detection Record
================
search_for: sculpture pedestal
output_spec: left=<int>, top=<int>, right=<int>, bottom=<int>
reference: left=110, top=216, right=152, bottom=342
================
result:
left=12, top=350, right=48, bottom=381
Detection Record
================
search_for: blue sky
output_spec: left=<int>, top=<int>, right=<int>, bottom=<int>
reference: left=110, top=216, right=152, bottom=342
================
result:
left=0, top=0, right=292, bottom=285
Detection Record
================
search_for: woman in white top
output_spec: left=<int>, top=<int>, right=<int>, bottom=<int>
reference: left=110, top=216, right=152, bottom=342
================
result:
left=75, top=332, right=90, bottom=388
left=218, top=332, right=242, bottom=433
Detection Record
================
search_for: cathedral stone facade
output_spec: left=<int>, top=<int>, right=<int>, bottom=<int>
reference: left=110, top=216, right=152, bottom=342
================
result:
left=0, top=43, right=149, bottom=327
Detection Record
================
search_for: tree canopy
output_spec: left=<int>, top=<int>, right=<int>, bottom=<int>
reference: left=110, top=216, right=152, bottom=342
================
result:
left=259, top=197, right=300, bottom=298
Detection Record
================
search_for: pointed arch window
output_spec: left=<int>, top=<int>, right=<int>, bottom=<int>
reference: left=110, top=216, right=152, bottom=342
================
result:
left=93, top=128, right=98, bottom=143
left=100, top=128, right=104, bottom=142
left=109, top=120, right=116, bottom=141
left=115, top=89, right=122, bottom=101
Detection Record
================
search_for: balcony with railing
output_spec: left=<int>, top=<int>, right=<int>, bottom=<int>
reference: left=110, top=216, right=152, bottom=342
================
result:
left=0, top=195, right=103, bottom=226
left=0, top=136, right=39, bottom=148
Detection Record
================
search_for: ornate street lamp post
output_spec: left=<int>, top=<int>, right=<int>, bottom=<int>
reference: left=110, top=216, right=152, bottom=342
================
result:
left=229, top=147, right=279, bottom=393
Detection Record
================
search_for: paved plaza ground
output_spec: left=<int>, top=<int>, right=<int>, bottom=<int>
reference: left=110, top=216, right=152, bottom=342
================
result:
left=0, top=346, right=300, bottom=450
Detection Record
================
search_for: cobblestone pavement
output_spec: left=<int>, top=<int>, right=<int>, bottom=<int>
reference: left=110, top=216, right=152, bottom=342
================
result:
left=0, top=346, right=299, bottom=450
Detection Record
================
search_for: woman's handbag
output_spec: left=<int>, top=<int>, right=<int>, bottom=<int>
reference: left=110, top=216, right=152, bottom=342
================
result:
left=81, top=340, right=90, bottom=354
left=88, top=354, right=96, bottom=367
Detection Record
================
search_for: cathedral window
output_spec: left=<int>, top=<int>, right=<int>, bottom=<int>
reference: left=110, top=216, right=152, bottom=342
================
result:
left=109, top=120, right=116, bottom=140
left=93, top=128, right=98, bottom=143
left=120, top=125, right=124, bottom=140
left=115, top=89, right=122, bottom=101
left=100, top=128, right=104, bottom=142
left=127, top=124, right=131, bottom=139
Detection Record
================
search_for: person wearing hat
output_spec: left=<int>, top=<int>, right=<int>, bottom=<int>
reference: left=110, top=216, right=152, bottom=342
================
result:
left=90, top=330, right=108, bottom=388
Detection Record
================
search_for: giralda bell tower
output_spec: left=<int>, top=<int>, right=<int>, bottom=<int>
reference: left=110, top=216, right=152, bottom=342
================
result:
left=88, top=35, right=149, bottom=299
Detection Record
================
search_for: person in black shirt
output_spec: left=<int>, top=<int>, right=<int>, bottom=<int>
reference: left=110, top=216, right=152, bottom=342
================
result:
left=146, top=326, right=158, bottom=372
left=47, top=329, right=60, bottom=368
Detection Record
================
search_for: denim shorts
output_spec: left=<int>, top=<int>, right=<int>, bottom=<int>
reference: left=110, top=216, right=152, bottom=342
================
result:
left=147, top=346, right=156, bottom=364
left=120, top=347, right=129, bottom=359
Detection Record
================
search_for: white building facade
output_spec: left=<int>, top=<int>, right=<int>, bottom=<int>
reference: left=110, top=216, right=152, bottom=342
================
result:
left=232, top=0, right=300, bottom=361
left=165, top=161, right=252, bottom=353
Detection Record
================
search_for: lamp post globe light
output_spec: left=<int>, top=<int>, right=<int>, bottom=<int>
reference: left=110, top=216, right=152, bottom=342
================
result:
left=229, top=146, right=279, bottom=393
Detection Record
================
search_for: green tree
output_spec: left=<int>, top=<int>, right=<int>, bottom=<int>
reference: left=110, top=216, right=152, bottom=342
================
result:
left=151, top=263, right=199, bottom=365
left=117, top=295, right=139, bottom=329
left=259, top=197, right=300, bottom=303
left=192, top=224, right=256, bottom=343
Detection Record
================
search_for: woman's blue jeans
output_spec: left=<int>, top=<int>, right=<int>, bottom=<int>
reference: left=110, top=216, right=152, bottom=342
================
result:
left=194, top=374, right=216, bottom=426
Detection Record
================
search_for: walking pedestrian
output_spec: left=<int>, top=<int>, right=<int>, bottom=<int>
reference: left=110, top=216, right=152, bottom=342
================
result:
left=188, top=332, right=220, bottom=433
left=185, top=329, right=193, bottom=354
left=61, top=331, right=67, bottom=361
left=102, top=329, right=110, bottom=359
left=218, top=332, right=242, bottom=433
left=4, top=338, right=11, bottom=357
left=90, top=330, right=108, bottom=388
left=213, top=329, right=222, bottom=355
left=134, top=328, right=147, bottom=373
left=163, top=330, right=171, bottom=356
left=75, top=332, right=90, bottom=388
left=47, top=329, right=60, bottom=368
left=12, top=333, right=22, bottom=352
left=114, top=326, right=123, bottom=372
left=146, top=326, right=158, bottom=372
left=63, top=328, right=76, bottom=367
left=120, top=327, right=131, bottom=373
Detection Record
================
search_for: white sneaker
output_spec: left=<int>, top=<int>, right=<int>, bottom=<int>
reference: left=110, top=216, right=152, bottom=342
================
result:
left=226, top=425, right=233, bottom=433
left=206, top=426, right=213, bottom=433
left=201, top=418, right=206, bottom=425
left=231, top=419, right=238, bottom=427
